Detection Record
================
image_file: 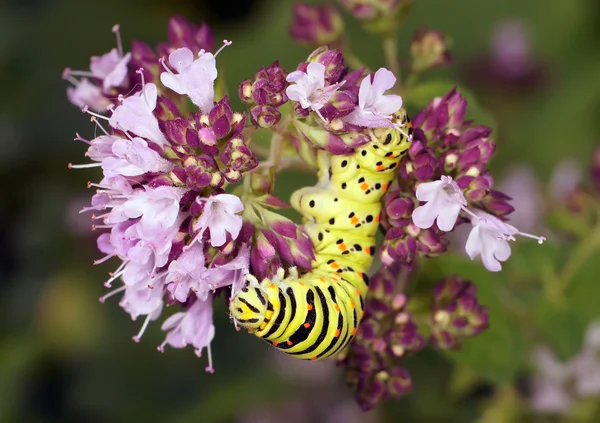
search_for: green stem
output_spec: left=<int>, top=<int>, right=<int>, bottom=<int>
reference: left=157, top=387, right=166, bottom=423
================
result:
left=383, top=33, right=401, bottom=85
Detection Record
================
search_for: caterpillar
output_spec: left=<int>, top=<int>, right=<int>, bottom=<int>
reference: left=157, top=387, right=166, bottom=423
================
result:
left=230, top=109, right=412, bottom=360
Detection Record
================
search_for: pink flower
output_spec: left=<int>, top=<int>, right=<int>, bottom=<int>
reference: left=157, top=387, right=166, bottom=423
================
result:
left=120, top=278, right=165, bottom=320
left=90, top=48, right=132, bottom=93
left=159, top=295, right=216, bottom=372
left=412, top=176, right=467, bottom=231
left=109, top=83, right=168, bottom=147
left=286, top=62, right=341, bottom=119
left=344, top=68, right=404, bottom=128
left=102, top=137, right=174, bottom=177
left=160, top=47, right=218, bottom=114
left=166, top=243, right=250, bottom=302
left=66, top=78, right=111, bottom=112
left=191, top=193, right=244, bottom=247
left=166, top=243, right=208, bottom=302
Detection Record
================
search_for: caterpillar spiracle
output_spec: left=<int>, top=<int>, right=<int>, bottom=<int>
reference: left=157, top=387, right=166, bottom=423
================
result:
left=230, top=109, right=413, bottom=360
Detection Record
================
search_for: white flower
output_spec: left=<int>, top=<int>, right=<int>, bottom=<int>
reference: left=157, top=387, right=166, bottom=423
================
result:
left=191, top=193, right=244, bottom=248
left=109, top=83, right=168, bottom=147
left=286, top=62, right=341, bottom=119
left=160, top=47, right=218, bottom=114
left=412, top=176, right=467, bottom=231
left=465, top=210, right=545, bottom=272
left=344, top=68, right=404, bottom=128
left=465, top=210, right=515, bottom=272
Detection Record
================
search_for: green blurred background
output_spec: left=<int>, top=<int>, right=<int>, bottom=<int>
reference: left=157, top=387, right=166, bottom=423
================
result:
left=1, top=0, right=599, bottom=422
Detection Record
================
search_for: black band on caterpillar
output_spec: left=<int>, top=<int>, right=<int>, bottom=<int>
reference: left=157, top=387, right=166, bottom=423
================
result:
left=230, top=109, right=412, bottom=360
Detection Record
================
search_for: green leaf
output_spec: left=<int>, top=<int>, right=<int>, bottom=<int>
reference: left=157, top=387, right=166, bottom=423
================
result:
left=533, top=300, right=586, bottom=360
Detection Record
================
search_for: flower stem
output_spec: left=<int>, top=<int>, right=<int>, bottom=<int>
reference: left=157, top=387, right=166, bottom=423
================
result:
left=383, top=33, right=400, bottom=85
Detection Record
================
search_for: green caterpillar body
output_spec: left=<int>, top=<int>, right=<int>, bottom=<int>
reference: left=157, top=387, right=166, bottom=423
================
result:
left=230, top=109, right=412, bottom=360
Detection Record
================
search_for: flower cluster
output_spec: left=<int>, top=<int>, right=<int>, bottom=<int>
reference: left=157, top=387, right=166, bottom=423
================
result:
left=242, top=173, right=314, bottom=280
left=339, top=267, right=488, bottom=410
left=380, top=89, right=545, bottom=271
left=338, top=264, right=425, bottom=411
left=430, top=276, right=488, bottom=349
left=239, top=61, right=289, bottom=128
left=286, top=46, right=404, bottom=158
left=65, top=18, right=267, bottom=371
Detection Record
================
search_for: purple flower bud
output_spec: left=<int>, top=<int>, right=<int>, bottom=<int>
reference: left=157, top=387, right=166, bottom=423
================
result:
left=387, top=366, right=413, bottom=398
left=148, top=173, right=174, bottom=188
left=385, top=196, right=414, bottom=227
left=290, top=234, right=315, bottom=270
left=197, top=127, right=217, bottom=154
left=306, top=46, right=346, bottom=85
left=130, top=41, right=159, bottom=84
left=238, top=79, right=254, bottom=104
left=321, top=90, right=357, bottom=120
left=164, top=15, right=214, bottom=55
left=380, top=230, right=417, bottom=266
left=209, top=97, right=234, bottom=139
left=411, top=27, right=453, bottom=72
left=444, top=89, right=468, bottom=131
left=293, top=119, right=367, bottom=155
left=250, top=105, right=281, bottom=128
left=430, top=276, right=489, bottom=349
left=220, top=136, right=259, bottom=177
left=459, top=175, right=490, bottom=203
left=417, top=229, right=449, bottom=256
left=154, top=95, right=180, bottom=122
left=482, top=189, right=515, bottom=217
left=163, top=117, right=194, bottom=146
left=355, top=375, right=388, bottom=411
left=290, top=4, right=344, bottom=46
left=183, top=155, right=219, bottom=189
left=412, top=149, right=439, bottom=181
left=369, top=267, right=396, bottom=299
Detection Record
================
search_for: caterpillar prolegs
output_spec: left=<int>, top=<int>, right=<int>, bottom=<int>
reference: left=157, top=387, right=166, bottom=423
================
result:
left=230, top=109, right=412, bottom=360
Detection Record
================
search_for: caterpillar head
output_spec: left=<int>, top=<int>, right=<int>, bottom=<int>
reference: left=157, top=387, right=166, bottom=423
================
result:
left=230, top=283, right=268, bottom=332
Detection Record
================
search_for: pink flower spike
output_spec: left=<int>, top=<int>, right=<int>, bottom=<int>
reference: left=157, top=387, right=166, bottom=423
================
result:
left=465, top=209, right=545, bottom=272
left=109, top=83, right=168, bottom=147
left=159, top=47, right=219, bottom=114
left=412, top=176, right=467, bottom=231
left=191, top=193, right=244, bottom=248
left=286, top=62, right=342, bottom=120
left=344, top=68, right=404, bottom=128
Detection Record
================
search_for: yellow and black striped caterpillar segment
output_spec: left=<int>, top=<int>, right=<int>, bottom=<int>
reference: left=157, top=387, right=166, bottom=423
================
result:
left=230, top=109, right=412, bottom=360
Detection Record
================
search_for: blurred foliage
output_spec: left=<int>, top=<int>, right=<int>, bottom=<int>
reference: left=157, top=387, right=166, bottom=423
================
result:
left=1, top=0, right=600, bottom=422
